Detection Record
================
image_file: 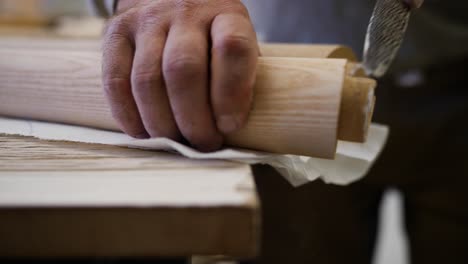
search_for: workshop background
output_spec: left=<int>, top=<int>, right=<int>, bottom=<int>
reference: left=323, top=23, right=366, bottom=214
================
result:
left=0, top=1, right=407, bottom=264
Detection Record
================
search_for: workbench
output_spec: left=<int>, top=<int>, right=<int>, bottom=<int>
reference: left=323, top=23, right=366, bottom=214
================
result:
left=0, top=134, right=259, bottom=261
left=0, top=24, right=259, bottom=263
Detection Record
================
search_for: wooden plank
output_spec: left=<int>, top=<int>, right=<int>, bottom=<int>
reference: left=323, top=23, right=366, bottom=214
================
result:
left=0, top=134, right=259, bottom=258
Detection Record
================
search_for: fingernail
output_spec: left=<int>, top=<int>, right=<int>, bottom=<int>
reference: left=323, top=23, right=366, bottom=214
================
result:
left=135, top=132, right=150, bottom=139
left=217, top=115, right=240, bottom=134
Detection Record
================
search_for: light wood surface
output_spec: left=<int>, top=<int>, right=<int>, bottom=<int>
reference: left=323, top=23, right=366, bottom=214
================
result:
left=338, top=77, right=376, bottom=142
left=0, top=37, right=375, bottom=158
left=0, top=134, right=259, bottom=258
left=258, top=43, right=375, bottom=142
left=225, top=57, right=357, bottom=158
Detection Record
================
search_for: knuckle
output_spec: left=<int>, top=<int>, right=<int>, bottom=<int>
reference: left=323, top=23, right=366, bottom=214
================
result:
left=170, top=0, right=251, bottom=23
left=138, top=4, right=160, bottom=19
left=132, top=71, right=163, bottom=89
left=164, top=55, right=203, bottom=79
left=105, top=13, right=133, bottom=36
left=172, top=0, right=205, bottom=21
left=102, top=35, right=130, bottom=64
left=217, top=1, right=249, bottom=17
left=103, top=18, right=133, bottom=52
left=102, top=77, right=129, bottom=97
left=131, top=72, right=163, bottom=103
left=173, top=0, right=199, bottom=12
left=214, top=34, right=253, bottom=57
left=230, top=3, right=249, bottom=17
left=135, top=6, right=167, bottom=32
left=238, top=4, right=249, bottom=16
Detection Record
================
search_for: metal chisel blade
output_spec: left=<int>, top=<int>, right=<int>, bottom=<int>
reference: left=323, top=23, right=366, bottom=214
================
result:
left=363, top=0, right=411, bottom=78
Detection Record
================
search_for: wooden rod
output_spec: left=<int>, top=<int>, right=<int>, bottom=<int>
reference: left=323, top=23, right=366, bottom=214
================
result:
left=0, top=40, right=375, bottom=158
left=257, top=44, right=375, bottom=142
left=338, top=77, right=376, bottom=142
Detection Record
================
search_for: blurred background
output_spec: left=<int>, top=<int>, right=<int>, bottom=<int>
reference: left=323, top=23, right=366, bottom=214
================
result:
left=0, top=1, right=409, bottom=264
left=0, top=0, right=87, bottom=23
left=0, top=0, right=102, bottom=37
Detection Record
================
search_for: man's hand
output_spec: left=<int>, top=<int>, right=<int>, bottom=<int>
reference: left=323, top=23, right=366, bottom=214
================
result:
left=102, top=0, right=258, bottom=151
left=403, top=0, right=424, bottom=9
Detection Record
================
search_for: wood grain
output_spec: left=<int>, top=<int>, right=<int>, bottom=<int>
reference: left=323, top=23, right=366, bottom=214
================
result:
left=338, top=77, right=376, bottom=142
left=0, top=134, right=259, bottom=258
left=226, top=57, right=345, bottom=158
left=0, top=38, right=375, bottom=158
left=258, top=44, right=375, bottom=143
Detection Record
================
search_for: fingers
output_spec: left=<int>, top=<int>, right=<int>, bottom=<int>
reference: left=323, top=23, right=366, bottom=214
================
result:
left=163, top=24, right=223, bottom=151
left=102, top=18, right=148, bottom=139
left=131, top=28, right=181, bottom=140
left=210, top=13, right=258, bottom=134
left=104, top=0, right=257, bottom=151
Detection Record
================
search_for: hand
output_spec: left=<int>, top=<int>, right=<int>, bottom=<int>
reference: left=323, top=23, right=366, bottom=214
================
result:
left=402, top=0, right=424, bottom=9
left=102, top=0, right=259, bottom=151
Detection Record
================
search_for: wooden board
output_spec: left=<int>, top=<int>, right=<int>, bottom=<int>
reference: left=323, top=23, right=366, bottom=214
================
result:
left=0, top=134, right=259, bottom=258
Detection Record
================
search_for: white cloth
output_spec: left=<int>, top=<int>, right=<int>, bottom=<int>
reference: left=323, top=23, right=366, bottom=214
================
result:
left=0, top=117, right=389, bottom=187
